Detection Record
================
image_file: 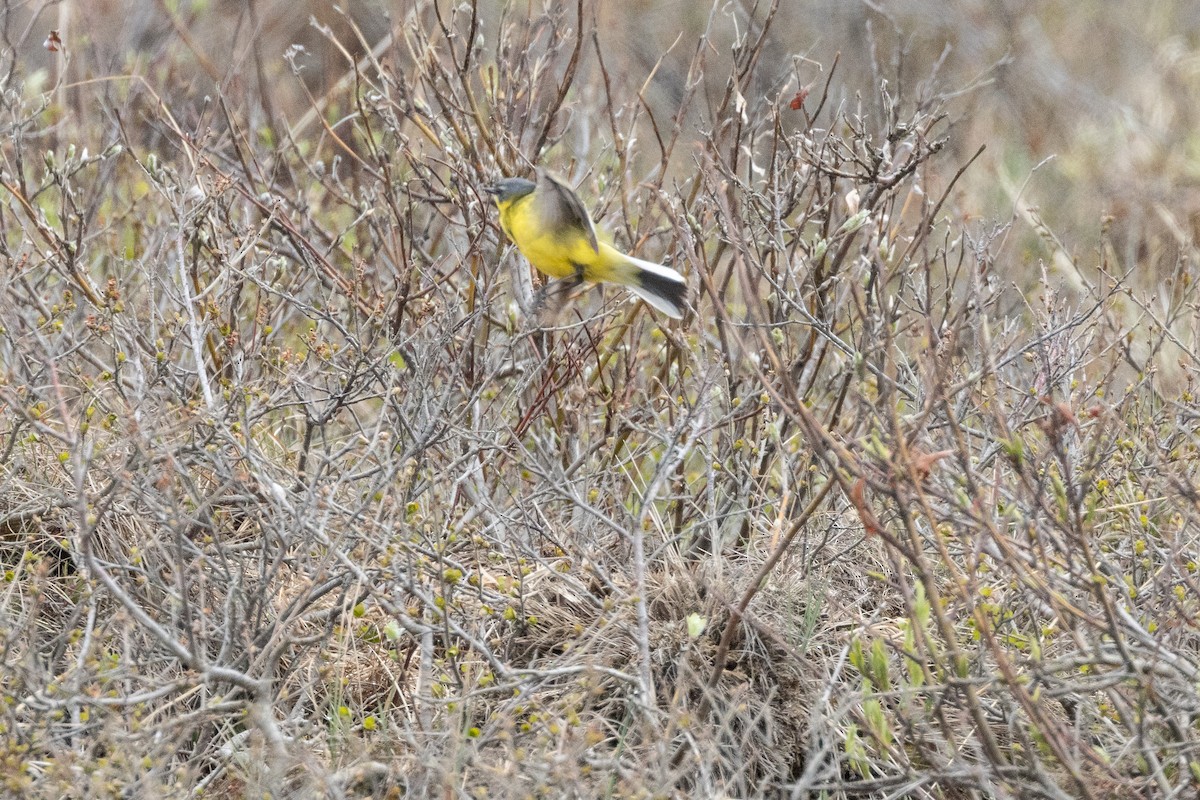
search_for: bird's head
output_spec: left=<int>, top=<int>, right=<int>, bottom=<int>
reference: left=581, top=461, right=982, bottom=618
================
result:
left=484, top=177, right=536, bottom=203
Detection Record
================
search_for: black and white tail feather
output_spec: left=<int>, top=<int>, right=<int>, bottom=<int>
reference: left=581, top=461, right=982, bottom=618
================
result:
left=621, top=255, right=688, bottom=319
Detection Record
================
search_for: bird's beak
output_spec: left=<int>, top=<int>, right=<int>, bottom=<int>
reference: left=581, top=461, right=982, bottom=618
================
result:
left=483, top=184, right=501, bottom=196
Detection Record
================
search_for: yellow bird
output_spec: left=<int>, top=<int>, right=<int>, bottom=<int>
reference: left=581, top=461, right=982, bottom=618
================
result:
left=485, top=169, right=688, bottom=319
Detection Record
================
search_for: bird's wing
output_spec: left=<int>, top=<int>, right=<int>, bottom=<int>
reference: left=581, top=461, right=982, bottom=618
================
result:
left=539, top=169, right=599, bottom=253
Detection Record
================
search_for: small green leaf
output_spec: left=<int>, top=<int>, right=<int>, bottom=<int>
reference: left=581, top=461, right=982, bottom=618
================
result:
left=863, top=698, right=891, bottom=747
left=870, top=640, right=890, bottom=691
left=844, top=723, right=870, bottom=779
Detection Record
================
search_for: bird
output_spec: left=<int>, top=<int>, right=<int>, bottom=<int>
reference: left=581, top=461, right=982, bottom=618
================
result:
left=484, top=169, right=688, bottom=319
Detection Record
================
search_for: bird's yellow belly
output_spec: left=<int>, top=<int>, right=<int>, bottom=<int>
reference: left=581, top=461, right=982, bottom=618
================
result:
left=500, top=202, right=605, bottom=279
left=513, top=232, right=587, bottom=279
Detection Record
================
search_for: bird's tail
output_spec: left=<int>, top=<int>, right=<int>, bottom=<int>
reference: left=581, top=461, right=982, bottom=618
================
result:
left=611, top=252, right=688, bottom=319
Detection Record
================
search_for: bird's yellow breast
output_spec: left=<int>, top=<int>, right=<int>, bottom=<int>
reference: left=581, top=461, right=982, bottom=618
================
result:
left=498, top=194, right=610, bottom=279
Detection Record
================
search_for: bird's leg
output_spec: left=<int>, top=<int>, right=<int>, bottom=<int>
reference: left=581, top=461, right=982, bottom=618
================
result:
left=554, top=264, right=587, bottom=300
left=559, top=263, right=588, bottom=302
left=532, top=265, right=587, bottom=321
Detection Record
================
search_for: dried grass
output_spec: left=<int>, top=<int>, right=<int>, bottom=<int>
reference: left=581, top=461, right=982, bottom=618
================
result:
left=2, top=1, right=1200, bottom=798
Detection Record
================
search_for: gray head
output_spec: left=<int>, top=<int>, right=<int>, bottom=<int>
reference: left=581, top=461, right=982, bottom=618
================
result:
left=484, top=176, right=536, bottom=203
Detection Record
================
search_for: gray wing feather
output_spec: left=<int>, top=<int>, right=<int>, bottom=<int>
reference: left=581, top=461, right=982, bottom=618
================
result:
left=537, top=169, right=599, bottom=253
